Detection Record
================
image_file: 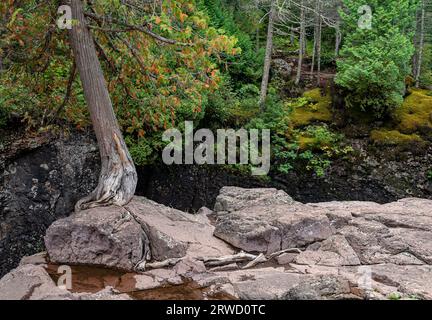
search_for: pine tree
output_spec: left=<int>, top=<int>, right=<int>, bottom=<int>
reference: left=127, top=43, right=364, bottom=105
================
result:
left=336, top=0, right=419, bottom=117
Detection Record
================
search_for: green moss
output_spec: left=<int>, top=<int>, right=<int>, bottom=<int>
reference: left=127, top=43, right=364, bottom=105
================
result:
left=298, top=136, right=317, bottom=150
left=388, top=292, right=402, bottom=300
left=228, top=103, right=260, bottom=126
left=395, top=89, right=432, bottom=134
left=370, top=129, right=423, bottom=145
left=289, top=89, right=332, bottom=128
left=303, top=88, right=326, bottom=101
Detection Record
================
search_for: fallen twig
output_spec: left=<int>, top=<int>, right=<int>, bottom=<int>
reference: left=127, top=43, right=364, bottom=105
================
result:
left=242, top=253, right=267, bottom=269
left=199, top=252, right=259, bottom=267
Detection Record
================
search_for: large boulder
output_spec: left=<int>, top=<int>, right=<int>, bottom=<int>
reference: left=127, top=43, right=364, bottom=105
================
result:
left=214, top=188, right=334, bottom=253
left=45, top=206, right=148, bottom=271
left=214, top=186, right=297, bottom=212
left=126, top=197, right=234, bottom=261
left=45, top=196, right=234, bottom=271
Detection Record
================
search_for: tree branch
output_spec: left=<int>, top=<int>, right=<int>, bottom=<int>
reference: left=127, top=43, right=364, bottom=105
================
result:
left=84, top=12, right=192, bottom=47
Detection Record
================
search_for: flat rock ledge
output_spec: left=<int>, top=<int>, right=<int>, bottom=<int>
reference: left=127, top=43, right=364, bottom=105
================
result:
left=1, top=187, right=432, bottom=300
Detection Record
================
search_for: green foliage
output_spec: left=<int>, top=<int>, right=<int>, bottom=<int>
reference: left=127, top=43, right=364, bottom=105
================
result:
left=295, top=125, right=353, bottom=177
left=246, top=94, right=352, bottom=177
left=427, top=170, right=432, bottom=181
left=420, top=44, right=432, bottom=87
left=1, top=0, right=239, bottom=163
left=336, top=0, right=419, bottom=118
left=388, top=292, right=402, bottom=300
left=200, top=0, right=265, bottom=85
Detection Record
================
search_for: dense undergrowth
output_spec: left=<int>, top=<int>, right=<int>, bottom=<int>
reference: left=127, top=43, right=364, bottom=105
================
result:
left=1, top=0, right=431, bottom=178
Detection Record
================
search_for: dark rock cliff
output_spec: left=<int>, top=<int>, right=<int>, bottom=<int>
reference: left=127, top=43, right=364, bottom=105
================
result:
left=0, top=131, right=99, bottom=277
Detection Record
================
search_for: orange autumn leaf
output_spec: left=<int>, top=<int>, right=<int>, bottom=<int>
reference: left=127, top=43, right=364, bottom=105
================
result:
left=179, top=13, right=188, bottom=23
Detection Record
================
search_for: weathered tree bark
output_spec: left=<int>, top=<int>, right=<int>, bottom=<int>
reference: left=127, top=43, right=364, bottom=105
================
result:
left=68, top=0, right=137, bottom=211
left=258, top=0, right=276, bottom=112
left=415, top=0, right=425, bottom=88
left=295, top=0, right=306, bottom=85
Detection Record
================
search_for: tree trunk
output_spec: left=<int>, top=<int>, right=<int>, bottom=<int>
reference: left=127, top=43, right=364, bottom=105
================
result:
left=316, top=1, right=322, bottom=86
left=259, top=0, right=276, bottom=112
left=335, top=21, right=341, bottom=57
left=256, top=24, right=260, bottom=52
left=415, top=0, right=425, bottom=88
left=68, top=0, right=137, bottom=211
left=290, top=27, right=295, bottom=45
left=295, top=0, right=305, bottom=85
left=311, top=1, right=319, bottom=74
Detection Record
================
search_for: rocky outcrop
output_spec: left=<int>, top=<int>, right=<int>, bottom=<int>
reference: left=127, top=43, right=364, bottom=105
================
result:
left=0, top=131, right=99, bottom=277
left=272, top=58, right=293, bottom=79
left=45, top=197, right=233, bottom=271
left=213, top=187, right=334, bottom=254
left=2, top=129, right=431, bottom=278
left=2, top=187, right=432, bottom=300
left=213, top=188, right=432, bottom=267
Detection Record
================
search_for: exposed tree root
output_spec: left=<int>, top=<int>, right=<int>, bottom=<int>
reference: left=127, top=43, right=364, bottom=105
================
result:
left=75, top=133, right=137, bottom=212
left=242, top=253, right=267, bottom=269
left=135, top=258, right=182, bottom=272
left=135, top=248, right=303, bottom=273
left=200, top=252, right=259, bottom=267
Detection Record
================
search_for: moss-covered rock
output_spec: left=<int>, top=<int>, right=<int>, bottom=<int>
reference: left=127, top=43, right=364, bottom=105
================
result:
left=395, top=89, right=432, bottom=134
left=370, top=129, right=423, bottom=145
left=289, top=89, right=332, bottom=128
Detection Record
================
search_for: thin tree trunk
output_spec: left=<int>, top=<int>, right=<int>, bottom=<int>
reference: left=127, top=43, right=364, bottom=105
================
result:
left=259, top=0, right=276, bottom=112
left=295, top=0, right=305, bottom=85
left=311, top=1, right=319, bottom=74
left=68, top=0, right=137, bottom=211
left=256, top=26, right=260, bottom=52
left=290, top=27, right=295, bottom=45
left=335, top=26, right=341, bottom=57
left=316, top=1, right=322, bottom=86
left=335, top=7, right=341, bottom=57
left=415, top=0, right=425, bottom=88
